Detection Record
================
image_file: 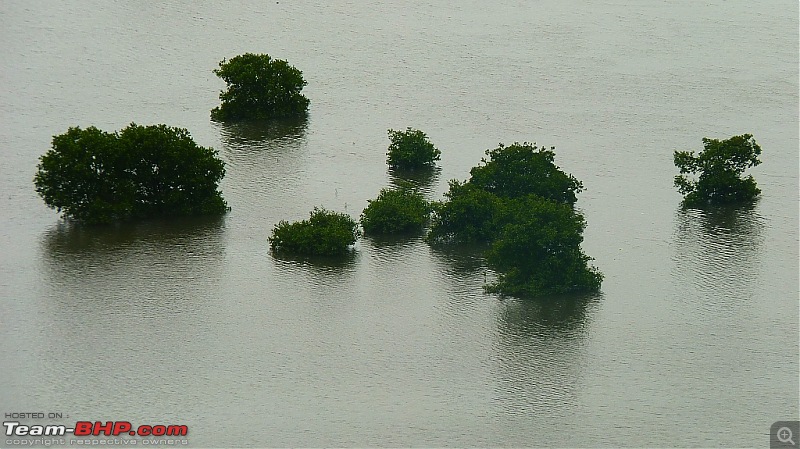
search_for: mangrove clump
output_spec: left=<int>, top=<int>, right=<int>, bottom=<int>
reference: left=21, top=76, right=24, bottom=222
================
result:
left=34, top=123, right=227, bottom=224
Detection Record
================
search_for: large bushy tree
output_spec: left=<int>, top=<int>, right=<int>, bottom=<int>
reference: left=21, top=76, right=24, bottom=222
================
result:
left=428, top=142, right=585, bottom=244
left=34, top=124, right=227, bottom=224
left=469, top=142, right=583, bottom=204
left=269, top=208, right=359, bottom=256
left=427, top=141, right=601, bottom=298
left=674, top=134, right=762, bottom=207
left=211, top=53, right=310, bottom=121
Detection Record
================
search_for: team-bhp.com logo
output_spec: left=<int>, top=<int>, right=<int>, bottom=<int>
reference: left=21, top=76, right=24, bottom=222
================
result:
left=4, top=421, right=188, bottom=437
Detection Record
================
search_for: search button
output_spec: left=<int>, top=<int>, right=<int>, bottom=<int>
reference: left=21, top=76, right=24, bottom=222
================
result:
left=772, top=421, right=800, bottom=448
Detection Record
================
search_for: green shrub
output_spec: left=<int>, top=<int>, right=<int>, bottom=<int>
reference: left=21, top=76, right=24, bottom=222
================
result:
left=34, top=124, right=227, bottom=224
left=426, top=141, right=601, bottom=298
left=211, top=53, right=310, bottom=121
left=360, top=185, right=430, bottom=235
left=485, top=196, right=602, bottom=297
left=427, top=181, right=504, bottom=244
left=269, top=207, right=359, bottom=256
left=469, top=142, right=583, bottom=204
left=674, top=134, right=762, bottom=207
left=386, top=128, right=441, bottom=169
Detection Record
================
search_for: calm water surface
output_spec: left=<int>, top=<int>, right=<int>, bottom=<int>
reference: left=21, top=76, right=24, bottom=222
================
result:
left=1, top=1, right=797, bottom=447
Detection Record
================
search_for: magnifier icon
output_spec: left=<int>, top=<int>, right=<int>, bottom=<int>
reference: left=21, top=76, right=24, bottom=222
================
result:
left=777, top=427, right=795, bottom=446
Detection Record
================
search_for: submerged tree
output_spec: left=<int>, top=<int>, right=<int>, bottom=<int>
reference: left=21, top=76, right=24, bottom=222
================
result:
left=428, top=142, right=585, bottom=244
left=269, top=207, right=359, bottom=256
left=426, top=181, right=504, bottom=244
left=360, top=185, right=430, bottom=235
left=386, top=128, right=441, bottom=169
left=34, top=124, right=227, bottom=224
left=485, top=196, right=602, bottom=297
left=211, top=53, right=310, bottom=121
left=427, top=141, right=601, bottom=298
left=469, top=142, right=583, bottom=204
left=674, top=134, right=762, bottom=207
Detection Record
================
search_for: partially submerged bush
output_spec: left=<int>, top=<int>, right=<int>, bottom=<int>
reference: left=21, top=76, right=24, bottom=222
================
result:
left=211, top=53, right=310, bottom=121
left=34, top=124, right=227, bottom=224
left=469, top=142, right=583, bottom=204
left=426, top=181, right=504, bottom=244
left=674, top=134, right=762, bottom=207
left=269, top=207, right=359, bottom=256
left=428, top=142, right=585, bottom=244
left=386, top=128, right=441, bottom=169
left=485, top=196, right=602, bottom=297
left=360, top=185, right=430, bottom=235
left=427, top=141, right=601, bottom=298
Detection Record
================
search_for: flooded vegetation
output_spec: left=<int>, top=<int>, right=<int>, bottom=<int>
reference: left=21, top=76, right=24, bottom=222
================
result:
left=1, top=1, right=797, bottom=446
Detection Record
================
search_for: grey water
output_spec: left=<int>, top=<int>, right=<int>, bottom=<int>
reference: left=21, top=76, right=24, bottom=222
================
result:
left=1, top=1, right=798, bottom=447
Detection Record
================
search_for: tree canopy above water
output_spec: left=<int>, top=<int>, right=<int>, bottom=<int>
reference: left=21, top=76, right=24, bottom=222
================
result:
left=485, top=195, right=602, bottom=297
left=211, top=53, right=310, bottom=122
left=674, top=134, right=762, bottom=207
left=34, top=123, right=227, bottom=225
left=360, top=184, right=430, bottom=236
left=427, top=142, right=602, bottom=298
left=469, top=142, right=583, bottom=204
left=386, top=128, right=441, bottom=169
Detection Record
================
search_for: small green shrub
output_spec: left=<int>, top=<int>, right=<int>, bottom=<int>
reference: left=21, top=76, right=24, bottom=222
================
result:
left=34, top=124, right=227, bottom=224
left=269, top=207, right=359, bottom=256
left=386, top=128, right=441, bottom=169
left=360, top=186, right=430, bottom=235
left=211, top=53, right=310, bottom=121
left=674, top=134, right=762, bottom=207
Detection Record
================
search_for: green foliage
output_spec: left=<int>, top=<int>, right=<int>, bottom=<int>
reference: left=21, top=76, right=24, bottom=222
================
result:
left=269, top=207, right=360, bottom=256
left=469, top=142, right=583, bottom=204
left=428, top=142, right=584, bottom=244
left=674, top=134, right=762, bottom=207
left=485, top=196, right=602, bottom=297
left=427, top=141, right=601, bottom=298
left=211, top=53, right=310, bottom=121
left=34, top=124, right=227, bottom=224
left=426, top=181, right=504, bottom=244
left=386, top=128, right=441, bottom=169
left=360, top=185, right=430, bottom=235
